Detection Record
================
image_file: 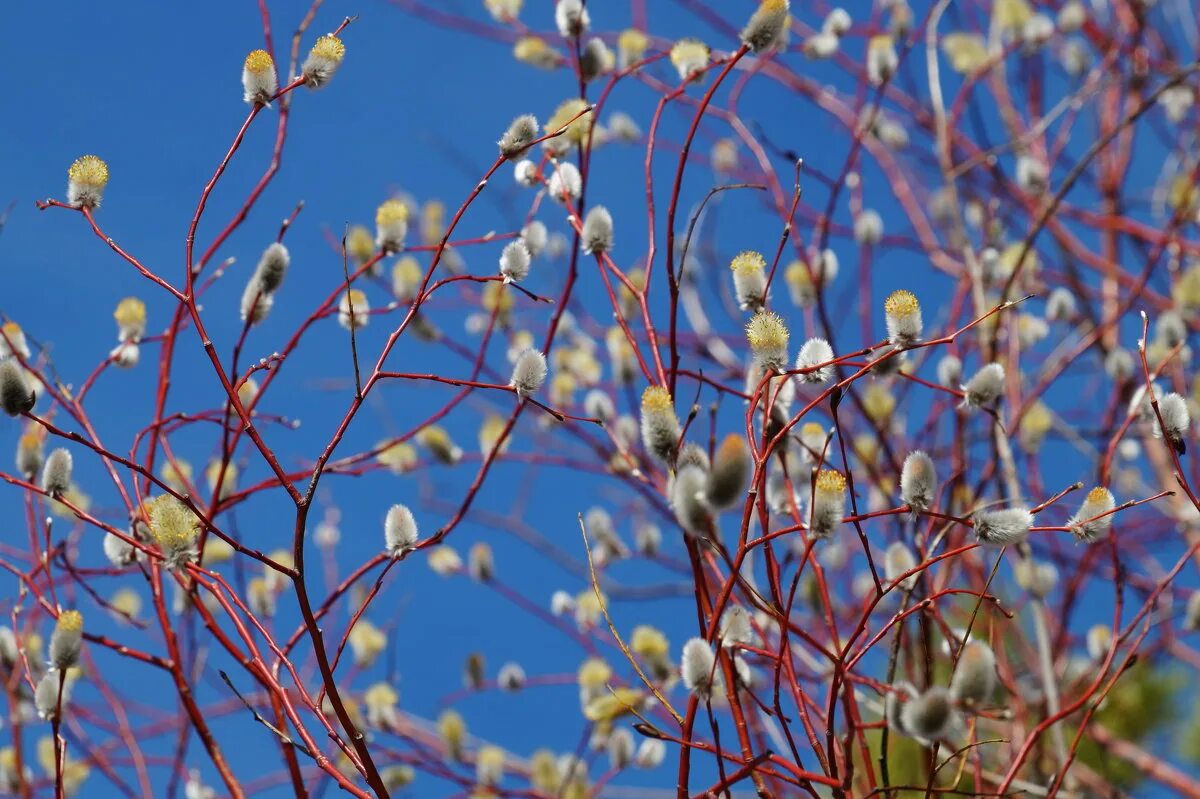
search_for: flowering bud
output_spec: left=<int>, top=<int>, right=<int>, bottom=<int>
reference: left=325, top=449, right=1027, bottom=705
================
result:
left=808, top=469, right=846, bottom=539
left=884, top=290, right=922, bottom=346
left=866, top=35, right=898, bottom=85
left=635, top=739, right=666, bottom=769
left=427, top=545, right=462, bottom=575
left=475, top=745, right=505, bottom=787
left=469, top=542, right=494, bottom=581
left=706, top=435, right=749, bottom=509
left=1069, top=486, right=1115, bottom=543
left=240, top=278, right=274, bottom=325
left=0, top=360, right=34, bottom=417
left=899, top=450, right=936, bottom=512
left=672, top=464, right=711, bottom=536
left=67, top=155, right=109, bottom=208
left=670, top=39, right=710, bottom=82
left=640, top=386, right=681, bottom=463
left=581, top=206, right=614, bottom=255
left=417, top=426, right=462, bottom=465
left=730, top=251, right=768, bottom=311
left=1154, top=392, right=1191, bottom=453
left=348, top=620, right=386, bottom=668
left=1086, top=624, right=1111, bottom=661
left=242, top=49, right=278, bottom=104
left=548, top=162, right=582, bottom=203
left=40, top=449, right=72, bottom=497
left=35, top=672, right=67, bottom=721
left=741, top=0, right=790, bottom=53
left=972, top=507, right=1033, bottom=546
left=787, top=338, right=834, bottom=386
left=680, top=637, right=717, bottom=697
left=485, top=0, right=522, bottom=22
left=49, top=610, right=83, bottom=670
left=510, top=347, right=548, bottom=396
left=514, top=35, right=561, bottom=69
left=113, top=297, right=147, bottom=343
left=438, top=709, right=467, bottom=760
left=554, top=0, right=589, bottom=36
left=899, top=687, right=958, bottom=742
left=854, top=209, right=884, bottom=245
left=719, top=605, right=753, bottom=647
left=374, top=199, right=409, bottom=253
left=499, top=114, right=539, bottom=159
left=962, top=362, right=1005, bottom=408
left=301, top=34, right=345, bottom=88
left=384, top=504, right=419, bottom=555
left=630, top=625, right=671, bottom=677
left=618, top=28, right=649, bottom=68
left=949, top=641, right=996, bottom=707
left=936, top=354, right=962, bottom=387
left=145, top=494, right=201, bottom=569
left=746, top=311, right=789, bottom=371
left=1014, top=557, right=1058, bottom=598
left=337, top=289, right=370, bottom=330
left=635, top=522, right=661, bottom=555
left=884, top=541, right=918, bottom=589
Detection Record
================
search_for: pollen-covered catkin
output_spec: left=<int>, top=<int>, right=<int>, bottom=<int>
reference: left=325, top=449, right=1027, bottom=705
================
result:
left=1069, top=486, right=1115, bottom=542
left=581, top=206, right=614, bottom=255
left=962, top=362, right=1005, bottom=408
left=510, top=348, right=548, bottom=396
left=375, top=199, right=409, bottom=253
left=242, top=49, right=278, bottom=104
left=746, top=311, right=789, bottom=371
left=972, top=507, right=1033, bottom=546
left=49, top=610, right=83, bottom=670
left=40, top=449, right=72, bottom=497
left=741, top=0, right=791, bottom=52
left=884, top=541, right=918, bottom=589
left=67, top=155, right=109, bottom=208
left=0, top=360, right=35, bottom=416
left=867, top=35, right=898, bottom=85
left=145, top=494, right=201, bottom=569
left=499, top=114, right=539, bottom=159
left=301, top=34, right=345, bottom=88
left=884, top=289, right=922, bottom=345
left=337, top=289, right=370, bottom=330
left=114, top=297, right=147, bottom=342
left=899, top=687, right=958, bottom=741
left=1155, top=392, right=1191, bottom=453
left=680, top=637, right=717, bottom=697
left=795, top=337, right=834, bottom=384
left=949, top=640, right=996, bottom=707
left=809, top=469, right=846, bottom=539
left=706, top=434, right=749, bottom=509
left=899, top=450, right=936, bottom=512
left=730, top=251, right=768, bottom=311
left=640, top=386, right=681, bottom=463
left=384, top=504, right=419, bottom=555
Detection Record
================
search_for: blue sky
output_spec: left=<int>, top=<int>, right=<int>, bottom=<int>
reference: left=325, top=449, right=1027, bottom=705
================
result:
left=0, top=0, right=1197, bottom=797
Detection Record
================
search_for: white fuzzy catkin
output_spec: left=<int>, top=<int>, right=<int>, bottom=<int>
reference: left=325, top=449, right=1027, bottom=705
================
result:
left=104, top=530, right=137, bottom=567
left=384, top=504, right=419, bottom=555
left=607, top=727, right=634, bottom=770
left=730, top=251, right=768, bottom=311
left=962, top=362, right=1005, bottom=408
left=824, top=7, right=851, bottom=35
left=1156, top=310, right=1188, bottom=349
left=337, top=290, right=370, bottom=330
left=854, top=209, right=883, bottom=245
left=1014, top=558, right=1058, bottom=598
left=554, top=0, right=590, bottom=37
left=808, top=470, right=846, bottom=539
left=510, top=348, right=548, bottom=395
left=1069, top=486, right=1115, bottom=543
left=680, top=637, right=717, bottom=697
left=240, top=277, right=274, bottom=325
left=0, top=360, right=35, bottom=416
left=672, top=464, right=712, bottom=536
left=635, top=738, right=666, bottom=769
left=899, top=687, right=958, bottom=742
left=521, top=220, right=548, bottom=257
left=795, top=337, right=835, bottom=384
left=580, top=38, right=614, bottom=82
left=1154, top=392, right=1191, bottom=452
left=972, top=507, right=1033, bottom=546
left=548, top=162, right=582, bottom=202
left=936, top=354, right=962, bottom=387
left=40, top=448, right=73, bottom=497
left=499, top=114, right=539, bottom=159
left=741, top=0, right=791, bottom=52
left=1044, top=287, right=1076, bottom=322
left=498, top=661, right=526, bottom=691
left=550, top=590, right=575, bottom=616
left=640, top=387, right=681, bottom=463
left=35, top=671, right=67, bottom=721
left=253, top=243, right=289, bottom=294
left=884, top=541, right=918, bottom=589
left=719, top=605, right=753, bottom=647
left=1184, top=593, right=1200, bottom=631
left=583, top=389, right=615, bottom=422
left=581, top=206, right=614, bottom=255
left=499, top=240, right=532, bottom=282
left=242, top=49, right=278, bottom=104
left=866, top=35, right=898, bottom=85
left=49, top=611, right=83, bottom=670
left=899, top=450, right=936, bottom=512
left=949, top=640, right=996, bottom=706
left=514, top=159, right=539, bottom=187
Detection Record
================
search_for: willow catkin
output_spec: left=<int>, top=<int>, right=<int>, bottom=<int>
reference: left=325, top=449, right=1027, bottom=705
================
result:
left=949, top=640, right=996, bottom=706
